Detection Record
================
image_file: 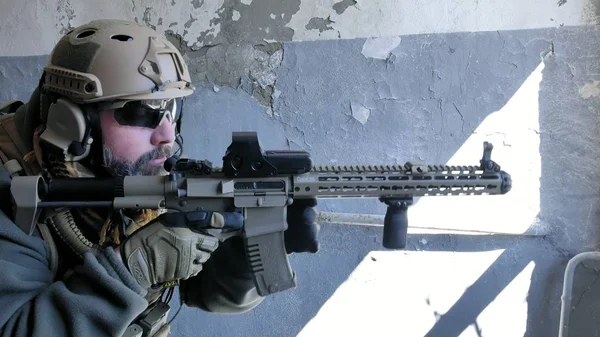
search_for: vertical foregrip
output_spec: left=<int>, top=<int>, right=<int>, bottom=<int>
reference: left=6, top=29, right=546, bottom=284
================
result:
left=244, top=232, right=297, bottom=297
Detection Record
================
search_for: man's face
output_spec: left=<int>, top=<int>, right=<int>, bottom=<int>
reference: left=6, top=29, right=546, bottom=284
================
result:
left=99, top=109, right=176, bottom=176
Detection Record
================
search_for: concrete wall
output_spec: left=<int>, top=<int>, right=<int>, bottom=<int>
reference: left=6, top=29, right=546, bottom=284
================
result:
left=1, top=1, right=600, bottom=336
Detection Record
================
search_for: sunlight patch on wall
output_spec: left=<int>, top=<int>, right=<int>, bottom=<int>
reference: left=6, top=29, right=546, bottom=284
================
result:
left=297, top=250, right=508, bottom=337
left=406, top=61, right=545, bottom=236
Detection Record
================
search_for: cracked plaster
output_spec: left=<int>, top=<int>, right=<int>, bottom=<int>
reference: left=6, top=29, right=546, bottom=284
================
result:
left=161, top=0, right=302, bottom=111
left=2, top=0, right=597, bottom=118
left=0, top=0, right=297, bottom=57
left=1, top=0, right=599, bottom=57
left=285, top=0, right=598, bottom=41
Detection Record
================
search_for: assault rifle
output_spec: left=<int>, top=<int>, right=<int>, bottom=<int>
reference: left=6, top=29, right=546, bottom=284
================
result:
left=10, top=132, right=512, bottom=297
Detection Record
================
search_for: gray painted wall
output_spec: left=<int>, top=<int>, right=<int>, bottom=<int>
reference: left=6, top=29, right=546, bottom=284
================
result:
left=1, top=1, right=600, bottom=336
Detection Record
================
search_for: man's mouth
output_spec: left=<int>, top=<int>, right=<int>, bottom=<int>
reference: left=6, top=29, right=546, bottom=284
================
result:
left=148, top=156, right=167, bottom=167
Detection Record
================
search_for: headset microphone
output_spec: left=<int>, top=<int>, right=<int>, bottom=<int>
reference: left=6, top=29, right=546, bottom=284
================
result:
left=164, top=134, right=183, bottom=172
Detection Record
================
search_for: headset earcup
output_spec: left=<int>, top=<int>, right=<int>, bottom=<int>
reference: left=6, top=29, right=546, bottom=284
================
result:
left=39, top=98, right=92, bottom=162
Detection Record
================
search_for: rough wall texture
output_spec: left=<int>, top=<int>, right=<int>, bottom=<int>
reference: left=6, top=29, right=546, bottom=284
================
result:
left=1, top=1, right=600, bottom=336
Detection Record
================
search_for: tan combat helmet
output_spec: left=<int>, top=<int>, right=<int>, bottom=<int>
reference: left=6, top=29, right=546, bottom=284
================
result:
left=42, top=19, right=194, bottom=103
left=36, top=19, right=194, bottom=163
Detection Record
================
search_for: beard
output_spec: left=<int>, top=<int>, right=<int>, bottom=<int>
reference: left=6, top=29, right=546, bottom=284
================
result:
left=102, top=145, right=173, bottom=177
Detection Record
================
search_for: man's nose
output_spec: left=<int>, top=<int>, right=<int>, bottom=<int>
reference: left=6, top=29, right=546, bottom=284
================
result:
left=150, top=119, right=176, bottom=146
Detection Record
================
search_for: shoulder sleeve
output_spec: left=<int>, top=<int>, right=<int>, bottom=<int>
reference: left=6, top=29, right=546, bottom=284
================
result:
left=179, top=236, right=264, bottom=313
left=0, top=209, right=149, bottom=337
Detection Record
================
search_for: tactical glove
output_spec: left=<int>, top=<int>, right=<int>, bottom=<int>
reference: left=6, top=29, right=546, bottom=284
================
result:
left=285, top=198, right=320, bottom=254
left=120, top=210, right=242, bottom=289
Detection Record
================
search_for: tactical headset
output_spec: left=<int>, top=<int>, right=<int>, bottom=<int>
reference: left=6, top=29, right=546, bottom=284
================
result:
left=37, top=72, right=185, bottom=173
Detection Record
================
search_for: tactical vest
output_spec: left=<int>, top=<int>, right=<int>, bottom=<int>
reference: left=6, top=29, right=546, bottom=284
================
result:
left=0, top=100, right=42, bottom=176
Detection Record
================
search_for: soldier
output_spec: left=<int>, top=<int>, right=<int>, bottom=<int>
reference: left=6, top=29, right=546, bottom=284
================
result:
left=0, top=19, right=319, bottom=337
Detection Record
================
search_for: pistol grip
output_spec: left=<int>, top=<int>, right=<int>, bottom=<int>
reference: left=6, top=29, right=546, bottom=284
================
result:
left=245, top=231, right=297, bottom=296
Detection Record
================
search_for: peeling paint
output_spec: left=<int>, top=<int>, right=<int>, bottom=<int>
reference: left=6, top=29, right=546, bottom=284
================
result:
left=232, top=10, right=241, bottom=21
left=184, top=13, right=197, bottom=29
left=305, top=16, right=334, bottom=33
left=141, top=7, right=156, bottom=30
left=333, top=0, right=357, bottom=14
left=206, top=0, right=300, bottom=46
left=582, top=0, right=600, bottom=24
left=191, top=0, right=204, bottom=9
left=272, top=88, right=282, bottom=102
left=285, top=0, right=591, bottom=42
left=252, top=49, right=283, bottom=88
left=592, top=0, right=600, bottom=18
left=1, top=0, right=595, bottom=57
left=375, top=80, right=400, bottom=100
left=156, top=0, right=301, bottom=110
left=579, top=80, right=600, bottom=98
left=56, top=0, right=76, bottom=35
left=361, top=36, right=401, bottom=60
left=167, top=30, right=284, bottom=108
left=350, top=101, right=370, bottom=124
left=134, top=0, right=224, bottom=49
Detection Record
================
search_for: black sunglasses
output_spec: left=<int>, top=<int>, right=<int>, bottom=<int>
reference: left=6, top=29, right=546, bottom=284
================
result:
left=112, top=98, right=181, bottom=129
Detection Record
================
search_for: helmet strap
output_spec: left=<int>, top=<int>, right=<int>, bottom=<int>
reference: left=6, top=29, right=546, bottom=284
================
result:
left=175, top=97, right=185, bottom=154
left=84, top=106, right=111, bottom=176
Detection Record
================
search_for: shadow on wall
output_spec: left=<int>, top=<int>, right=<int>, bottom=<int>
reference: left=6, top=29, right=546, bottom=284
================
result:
left=403, top=30, right=600, bottom=337
left=170, top=26, right=600, bottom=337
left=294, top=233, right=568, bottom=337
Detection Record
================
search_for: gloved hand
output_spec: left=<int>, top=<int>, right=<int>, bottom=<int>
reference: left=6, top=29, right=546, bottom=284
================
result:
left=119, top=210, right=243, bottom=289
left=285, top=198, right=320, bottom=254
